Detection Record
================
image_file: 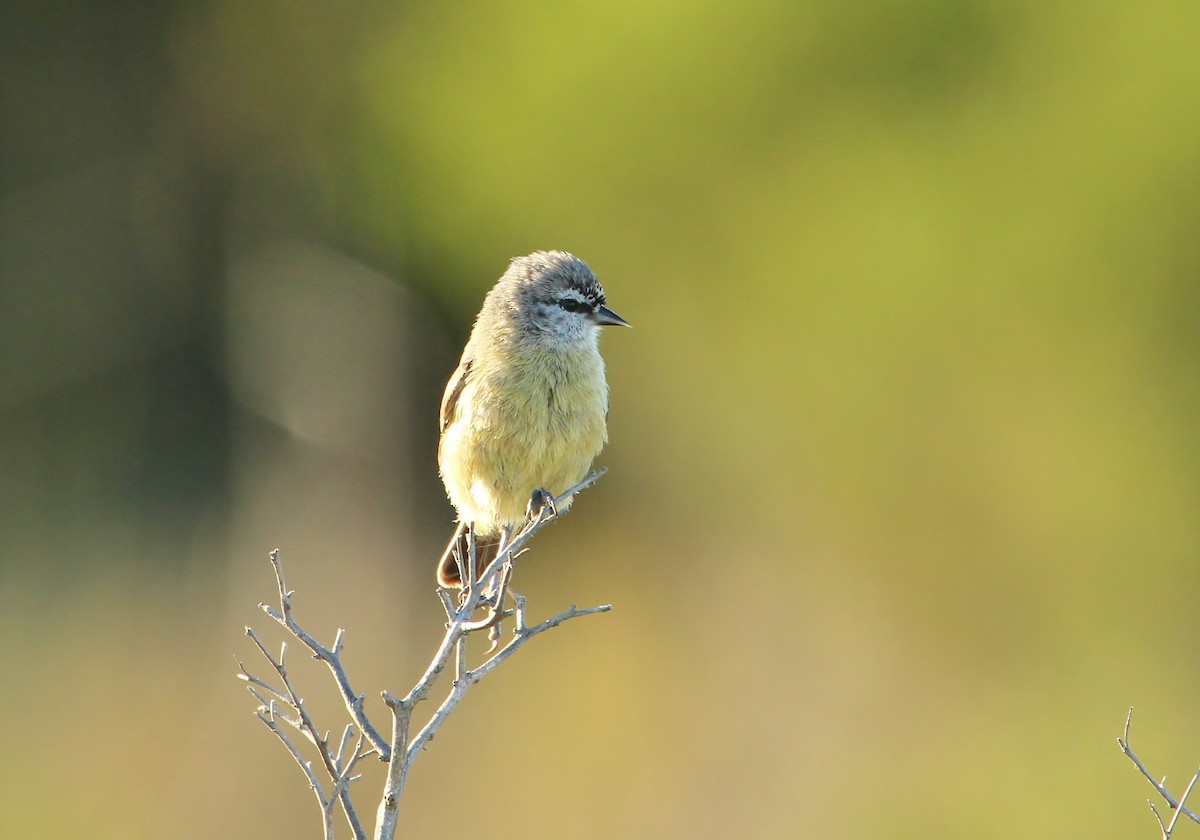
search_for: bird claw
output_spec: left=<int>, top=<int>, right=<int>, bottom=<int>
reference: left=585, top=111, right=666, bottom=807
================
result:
left=526, top=487, right=557, bottom=521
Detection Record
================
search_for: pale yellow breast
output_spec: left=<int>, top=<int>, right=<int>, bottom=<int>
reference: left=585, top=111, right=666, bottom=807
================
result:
left=439, top=344, right=608, bottom=534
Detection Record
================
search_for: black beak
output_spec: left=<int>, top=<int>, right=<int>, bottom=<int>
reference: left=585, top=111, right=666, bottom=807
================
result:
left=592, top=305, right=631, bottom=328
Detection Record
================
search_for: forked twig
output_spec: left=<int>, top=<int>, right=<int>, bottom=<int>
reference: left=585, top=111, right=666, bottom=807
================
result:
left=258, top=551, right=390, bottom=759
left=237, top=624, right=372, bottom=840
left=1117, top=708, right=1200, bottom=836
left=373, top=470, right=612, bottom=840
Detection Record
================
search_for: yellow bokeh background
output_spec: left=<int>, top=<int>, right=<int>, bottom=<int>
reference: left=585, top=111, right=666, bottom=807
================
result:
left=3, top=1, right=1199, bottom=837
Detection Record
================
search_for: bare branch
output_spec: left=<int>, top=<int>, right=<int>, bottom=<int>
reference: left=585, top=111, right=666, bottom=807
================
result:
left=259, top=550, right=390, bottom=759
left=373, top=691, right=410, bottom=840
left=1167, top=770, right=1200, bottom=837
left=1118, top=708, right=1200, bottom=833
left=335, top=724, right=355, bottom=770
left=405, top=601, right=611, bottom=761
left=237, top=655, right=289, bottom=704
left=256, top=700, right=336, bottom=840
left=1150, top=800, right=1168, bottom=838
left=243, top=556, right=375, bottom=839
left=244, top=469, right=613, bottom=840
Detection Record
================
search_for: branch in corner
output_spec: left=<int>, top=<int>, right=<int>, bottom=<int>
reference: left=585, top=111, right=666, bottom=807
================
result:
left=1117, top=707, right=1200, bottom=838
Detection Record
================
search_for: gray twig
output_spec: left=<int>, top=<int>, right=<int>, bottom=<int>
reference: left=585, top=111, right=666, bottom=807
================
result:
left=1166, top=771, right=1200, bottom=838
left=256, top=700, right=338, bottom=840
left=1117, top=708, right=1200, bottom=835
left=259, top=550, right=390, bottom=760
left=239, top=620, right=371, bottom=840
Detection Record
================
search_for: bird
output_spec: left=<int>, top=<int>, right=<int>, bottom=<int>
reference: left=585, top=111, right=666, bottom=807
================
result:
left=436, top=250, right=630, bottom=589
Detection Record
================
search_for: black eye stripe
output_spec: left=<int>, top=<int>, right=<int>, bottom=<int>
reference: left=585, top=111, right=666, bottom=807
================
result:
left=557, top=297, right=591, bottom=313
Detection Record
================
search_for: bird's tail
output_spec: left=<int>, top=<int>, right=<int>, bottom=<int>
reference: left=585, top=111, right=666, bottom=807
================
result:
left=436, top=523, right=502, bottom=589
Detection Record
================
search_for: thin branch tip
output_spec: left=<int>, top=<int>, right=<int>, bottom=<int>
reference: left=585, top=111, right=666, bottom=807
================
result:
left=1118, top=707, right=1200, bottom=830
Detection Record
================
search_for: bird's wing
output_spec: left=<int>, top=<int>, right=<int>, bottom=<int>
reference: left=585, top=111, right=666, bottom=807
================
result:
left=439, top=357, right=473, bottom=434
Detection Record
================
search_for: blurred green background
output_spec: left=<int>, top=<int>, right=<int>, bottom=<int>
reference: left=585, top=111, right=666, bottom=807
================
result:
left=2, top=1, right=1199, bottom=837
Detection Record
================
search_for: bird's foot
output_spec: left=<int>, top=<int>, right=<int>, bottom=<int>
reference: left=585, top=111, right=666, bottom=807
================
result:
left=526, top=487, right=558, bottom=521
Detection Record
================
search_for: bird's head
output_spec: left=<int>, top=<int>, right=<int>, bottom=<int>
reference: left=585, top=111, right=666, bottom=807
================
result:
left=503, top=251, right=630, bottom=350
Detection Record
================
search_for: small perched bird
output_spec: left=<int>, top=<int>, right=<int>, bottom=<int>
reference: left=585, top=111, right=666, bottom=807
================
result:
left=436, top=251, right=630, bottom=588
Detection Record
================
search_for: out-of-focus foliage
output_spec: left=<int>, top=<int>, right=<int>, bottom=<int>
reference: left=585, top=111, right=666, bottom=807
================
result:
left=2, top=1, right=1199, bottom=837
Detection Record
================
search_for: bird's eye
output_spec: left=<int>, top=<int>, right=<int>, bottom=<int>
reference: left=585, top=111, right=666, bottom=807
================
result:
left=557, top=297, right=589, bottom=313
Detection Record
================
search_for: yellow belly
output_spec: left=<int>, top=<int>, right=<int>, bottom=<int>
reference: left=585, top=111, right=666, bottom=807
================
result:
left=439, top=347, right=608, bottom=535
